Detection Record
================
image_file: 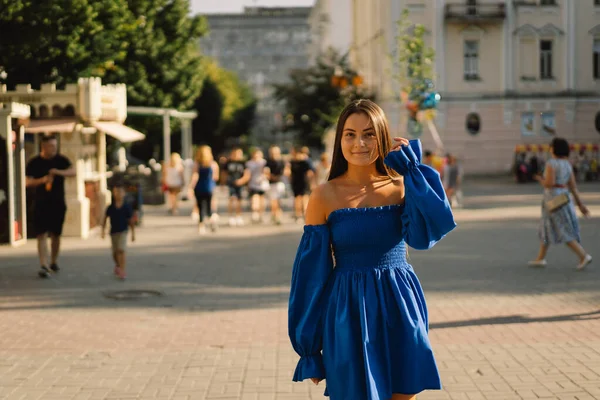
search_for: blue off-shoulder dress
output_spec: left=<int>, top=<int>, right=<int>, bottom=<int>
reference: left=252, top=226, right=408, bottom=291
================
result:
left=288, top=140, right=457, bottom=400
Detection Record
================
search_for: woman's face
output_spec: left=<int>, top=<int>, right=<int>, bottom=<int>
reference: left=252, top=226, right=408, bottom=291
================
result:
left=341, top=112, right=378, bottom=167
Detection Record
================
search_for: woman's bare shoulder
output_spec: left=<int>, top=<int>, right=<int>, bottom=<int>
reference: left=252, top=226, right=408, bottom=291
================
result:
left=305, top=182, right=336, bottom=225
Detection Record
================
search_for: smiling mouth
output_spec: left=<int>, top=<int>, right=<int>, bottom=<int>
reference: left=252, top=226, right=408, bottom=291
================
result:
left=352, top=152, right=369, bottom=155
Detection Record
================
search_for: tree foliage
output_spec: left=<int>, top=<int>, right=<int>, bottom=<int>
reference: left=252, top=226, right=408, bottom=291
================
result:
left=273, top=49, right=374, bottom=148
left=192, top=60, right=256, bottom=155
left=391, top=9, right=436, bottom=104
left=0, top=0, right=133, bottom=88
left=0, top=0, right=208, bottom=157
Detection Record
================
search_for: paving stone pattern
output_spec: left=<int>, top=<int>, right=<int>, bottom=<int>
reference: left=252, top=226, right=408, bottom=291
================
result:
left=1, top=180, right=599, bottom=400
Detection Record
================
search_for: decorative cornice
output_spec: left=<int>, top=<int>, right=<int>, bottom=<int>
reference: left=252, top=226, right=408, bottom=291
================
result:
left=514, top=23, right=564, bottom=37
left=538, top=23, right=564, bottom=37
left=513, top=24, right=537, bottom=37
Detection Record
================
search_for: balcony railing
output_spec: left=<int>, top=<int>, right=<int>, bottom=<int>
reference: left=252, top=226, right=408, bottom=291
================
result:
left=445, top=3, right=506, bottom=22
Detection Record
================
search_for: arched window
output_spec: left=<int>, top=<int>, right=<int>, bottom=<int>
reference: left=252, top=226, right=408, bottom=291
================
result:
left=466, top=113, right=481, bottom=135
left=595, top=111, right=600, bottom=134
left=28, top=105, right=36, bottom=119
left=38, top=104, right=49, bottom=118
left=64, top=104, right=75, bottom=117
left=52, top=104, right=63, bottom=117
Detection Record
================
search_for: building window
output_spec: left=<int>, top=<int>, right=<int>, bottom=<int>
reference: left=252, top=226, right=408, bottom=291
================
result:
left=595, top=112, right=600, bottom=133
left=540, top=0, right=556, bottom=5
left=466, top=113, right=481, bottom=135
left=595, top=0, right=600, bottom=5
left=467, top=0, right=477, bottom=15
left=540, top=40, right=553, bottom=80
left=464, top=40, right=479, bottom=80
left=594, top=39, right=600, bottom=79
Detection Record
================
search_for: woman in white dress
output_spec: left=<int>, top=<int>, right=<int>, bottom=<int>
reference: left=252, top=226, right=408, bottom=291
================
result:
left=163, top=153, right=185, bottom=215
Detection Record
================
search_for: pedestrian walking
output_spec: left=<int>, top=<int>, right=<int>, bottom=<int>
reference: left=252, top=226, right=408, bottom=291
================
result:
left=442, top=153, right=464, bottom=208
left=101, top=183, right=135, bottom=280
left=528, top=137, right=592, bottom=270
left=163, top=152, right=185, bottom=215
left=289, top=146, right=314, bottom=223
left=266, top=145, right=287, bottom=225
left=189, top=145, right=220, bottom=234
left=237, top=149, right=269, bottom=224
left=288, top=99, right=456, bottom=400
left=25, top=135, right=76, bottom=278
left=224, top=148, right=246, bottom=227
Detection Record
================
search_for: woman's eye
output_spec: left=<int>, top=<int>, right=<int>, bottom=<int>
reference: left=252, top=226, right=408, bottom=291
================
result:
left=365, top=132, right=375, bottom=138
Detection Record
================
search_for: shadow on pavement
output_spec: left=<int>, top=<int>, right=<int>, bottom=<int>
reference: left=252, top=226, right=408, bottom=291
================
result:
left=0, top=197, right=599, bottom=312
left=430, top=309, right=600, bottom=330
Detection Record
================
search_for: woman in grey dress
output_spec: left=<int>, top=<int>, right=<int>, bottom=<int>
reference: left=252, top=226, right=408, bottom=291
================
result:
left=529, top=138, right=592, bottom=270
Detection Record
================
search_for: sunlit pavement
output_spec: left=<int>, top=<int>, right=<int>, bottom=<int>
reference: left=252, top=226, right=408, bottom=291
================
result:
left=1, top=178, right=599, bottom=400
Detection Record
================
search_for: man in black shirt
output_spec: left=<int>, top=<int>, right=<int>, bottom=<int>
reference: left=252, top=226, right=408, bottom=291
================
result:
left=25, top=135, right=75, bottom=278
left=266, top=145, right=287, bottom=225
left=224, top=148, right=246, bottom=226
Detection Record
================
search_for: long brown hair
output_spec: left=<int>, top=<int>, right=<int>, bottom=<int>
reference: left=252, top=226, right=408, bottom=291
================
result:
left=328, top=99, right=400, bottom=181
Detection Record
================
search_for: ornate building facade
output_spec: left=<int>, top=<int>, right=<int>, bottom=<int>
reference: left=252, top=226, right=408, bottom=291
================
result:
left=350, top=0, right=600, bottom=174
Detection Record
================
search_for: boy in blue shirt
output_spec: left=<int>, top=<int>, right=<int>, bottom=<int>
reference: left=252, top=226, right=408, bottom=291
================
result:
left=101, top=184, right=135, bottom=279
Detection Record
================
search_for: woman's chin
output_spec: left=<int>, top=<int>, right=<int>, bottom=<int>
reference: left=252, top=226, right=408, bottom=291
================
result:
left=346, top=157, right=377, bottom=167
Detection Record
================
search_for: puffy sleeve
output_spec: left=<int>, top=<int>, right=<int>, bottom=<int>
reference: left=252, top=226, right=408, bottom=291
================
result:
left=288, top=224, right=334, bottom=382
left=384, top=139, right=457, bottom=250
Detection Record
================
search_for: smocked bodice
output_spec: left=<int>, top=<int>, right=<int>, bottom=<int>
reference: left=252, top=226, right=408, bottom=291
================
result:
left=328, top=205, right=408, bottom=272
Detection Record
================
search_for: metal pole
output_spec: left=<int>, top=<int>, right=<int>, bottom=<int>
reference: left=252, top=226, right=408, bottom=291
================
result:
left=163, top=112, right=171, bottom=163
left=181, top=119, right=190, bottom=160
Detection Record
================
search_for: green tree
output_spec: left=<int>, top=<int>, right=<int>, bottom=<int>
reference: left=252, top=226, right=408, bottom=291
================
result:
left=0, top=0, right=207, bottom=159
left=0, top=0, right=133, bottom=88
left=391, top=9, right=438, bottom=139
left=103, top=0, right=207, bottom=155
left=273, top=49, right=373, bottom=148
left=392, top=9, right=435, bottom=100
left=191, top=60, right=256, bottom=155
left=104, top=0, right=206, bottom=111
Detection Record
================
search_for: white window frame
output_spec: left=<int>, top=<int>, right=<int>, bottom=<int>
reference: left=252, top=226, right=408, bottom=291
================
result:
left=463, top=40, right=479, bottom=80
left=540, top=39, right=554, bottom=80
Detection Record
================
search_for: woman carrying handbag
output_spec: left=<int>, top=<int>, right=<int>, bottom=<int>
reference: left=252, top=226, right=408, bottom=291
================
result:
left=528, top=138, right=592, bottom=270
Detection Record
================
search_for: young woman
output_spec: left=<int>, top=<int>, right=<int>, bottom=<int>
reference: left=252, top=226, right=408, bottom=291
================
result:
left=529, top=137, right=592, bottom=270
left=288, top=99, right=456, bottom=400
left=189, top=145, right=220, bottom=234
left=164, top=152, right=185, bottom=215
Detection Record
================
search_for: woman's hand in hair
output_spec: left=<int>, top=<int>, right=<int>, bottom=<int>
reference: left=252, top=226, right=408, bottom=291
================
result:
left=390, top=137, right=410, bottom=152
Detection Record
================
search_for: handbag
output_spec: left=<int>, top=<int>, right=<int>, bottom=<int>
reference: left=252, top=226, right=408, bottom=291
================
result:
left=545, top=192, right=570, bottom=212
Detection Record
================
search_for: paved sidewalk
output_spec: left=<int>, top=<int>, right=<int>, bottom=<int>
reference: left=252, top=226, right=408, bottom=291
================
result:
left=0, top=182, right=599, bottom=400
